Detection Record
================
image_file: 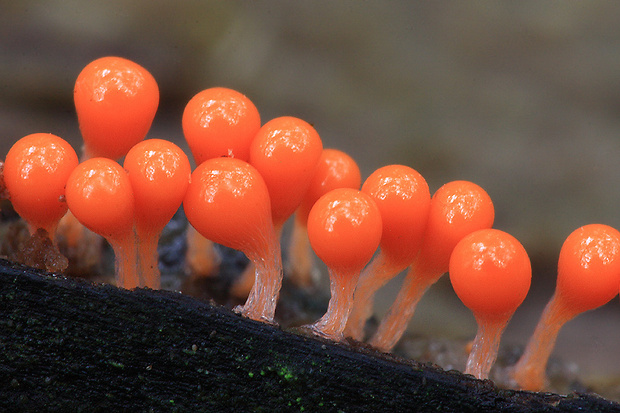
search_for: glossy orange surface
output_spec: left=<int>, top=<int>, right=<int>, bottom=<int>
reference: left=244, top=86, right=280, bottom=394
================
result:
left=556, top=224, right=620, bottom=315
left=416, top=180, right=495, bottom=274
left=307, top=188, right=382, bottom=274
left=182, top=87, right=261, bottom=164
left=74, top=56, right=159, bottom=160
left=449, top=228, right=531, bottom=318
left=4, top=133, right=79, bottom=234
left=361, top=164, right=430, bottom=264
left=296, top=148, right=361, bottom=225
left=249, top=116, right=323, bottom=227
left=124, top=139, right=191, bottom=232
left=65, top=157, right=135, bottom=240
left=183, top=157, right=273, bottom=255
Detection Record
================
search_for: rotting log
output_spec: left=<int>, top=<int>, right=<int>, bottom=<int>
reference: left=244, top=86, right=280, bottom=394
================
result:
left=0, top=259, right=619, bottom=412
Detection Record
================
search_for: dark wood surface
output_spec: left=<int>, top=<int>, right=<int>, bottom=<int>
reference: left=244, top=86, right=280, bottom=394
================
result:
left=1, top=258, right=618, bottom=412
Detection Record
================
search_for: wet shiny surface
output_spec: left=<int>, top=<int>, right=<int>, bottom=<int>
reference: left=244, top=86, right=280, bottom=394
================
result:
left=89, top=66, right=145, bottom=101
left=368, top=166, right=427, bottom=202
left=307, top=188, right=382, bottom=273
left=65, top=158, right=135, bottom=238
left=182, top=87, right=260, bottom=163
left=4, top=134, right=79, bottom=230
left=556, top=224, right=620, bottom=314
left=124, top=139, right=191, bottom=229
left=296, top=149, right=362, bottom=224
left=416, top=181, right=495, bottom=273
left=249, top=116, right=323, bottom=226
left=362, top=165, right=430, bottom=262
left=183, top=157, right=273, bottom=255
left=449, top=228, right=531, bottom=317
left=74, top=57, right=159, bottom=160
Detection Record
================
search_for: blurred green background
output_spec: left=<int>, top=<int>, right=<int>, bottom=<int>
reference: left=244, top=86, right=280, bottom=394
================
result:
left=2, top=1, right=620, bottom=387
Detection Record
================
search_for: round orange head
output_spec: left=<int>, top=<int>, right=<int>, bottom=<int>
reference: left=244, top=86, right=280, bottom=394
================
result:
left=296, top=148, right=361, bottom=225
left=417, top=180, right=495, bottom=273
left=182, top=87, right=261, bottom=164
left=556, top=224, right=620, bottom=315
left=183, top=157, right=274, bottom=256
left=249, top=116, right=323, bottom=228
left=361, top=165, right=430, bottom=265
left=4, top=133, right=79, bottom=234
left=307, top=188, right=382, bottom=275
left=74, top=56, right=159, bottom=160
left=124, top=139, right=191, bottom=232
left=449, top=228, right=531, bottom=320
left=65, top=157, right=135, bottom=240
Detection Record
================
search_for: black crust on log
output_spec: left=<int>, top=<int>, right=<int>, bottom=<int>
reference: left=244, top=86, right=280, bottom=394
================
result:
left=1, top=259, right=619, bottom=412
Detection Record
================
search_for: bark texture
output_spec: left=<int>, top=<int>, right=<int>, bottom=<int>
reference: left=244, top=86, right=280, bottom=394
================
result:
left=0, top=259, right=618, bottom=412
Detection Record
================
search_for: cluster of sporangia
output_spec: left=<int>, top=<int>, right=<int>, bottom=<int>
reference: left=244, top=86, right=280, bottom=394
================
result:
left=3, top=56, right=620, bottom=392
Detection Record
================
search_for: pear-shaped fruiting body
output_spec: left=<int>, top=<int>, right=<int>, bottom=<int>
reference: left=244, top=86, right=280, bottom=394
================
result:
left=4, top=133, right=79, bottom=240
left=65, top=158, right=138, bottom=289
left=511, top=224, right=620, bottom=391
left=183, top=157, right=282, bottom=323
left=450, top=228, right=531, bottom=380
left=74, top=56, right=159, bottom=160
left=306, top=188, right=382, bottom=341
left=124, top=139, right=191, bottom=289
left=249, top=116, right=323, bottom=229
left=182, top=87, right=260, bottom=164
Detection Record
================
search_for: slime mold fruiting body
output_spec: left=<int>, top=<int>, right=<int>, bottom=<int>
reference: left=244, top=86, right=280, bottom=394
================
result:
left=182, top=87, right=261, bottom=164
left=183, top=157, right=282, bottom=323
left=511, top=224, right=620, bottom=391
left=65, top=158, right=138, bottom=289
left=450, top=228, right=531, bottom=380
left=74, top=56, right=159, bottom=160
left=124, top=139, right=191, bottom=289
left=306, top=188, right=382, bottom=341
left=4, top=133, right=78, bottom=242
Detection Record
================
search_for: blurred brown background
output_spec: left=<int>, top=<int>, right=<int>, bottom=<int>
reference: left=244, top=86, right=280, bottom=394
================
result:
left=2, top=1, right=620, bottom=388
